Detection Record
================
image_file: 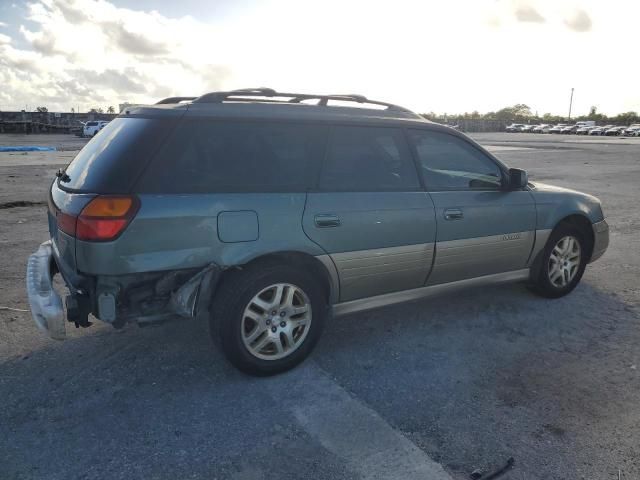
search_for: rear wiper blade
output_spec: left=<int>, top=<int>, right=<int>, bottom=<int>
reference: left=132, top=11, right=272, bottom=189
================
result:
left=56, top=168, right=70, bottom=182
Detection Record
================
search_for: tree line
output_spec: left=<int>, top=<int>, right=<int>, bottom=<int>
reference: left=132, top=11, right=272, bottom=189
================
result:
left=34, top=106, right=117, bottom=114
left=421, top=104, right=639, bottom=125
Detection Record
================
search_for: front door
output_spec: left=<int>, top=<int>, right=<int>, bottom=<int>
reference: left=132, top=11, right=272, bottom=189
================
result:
left=303, top=125, right=437, bottom=302
left=407, top=128, right=536, bottom=285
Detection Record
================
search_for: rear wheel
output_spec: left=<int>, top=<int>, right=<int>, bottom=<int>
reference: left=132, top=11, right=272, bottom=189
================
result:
left=530, top=224, right=588, bottom=298
left=210, top=265, right=327, bottom=376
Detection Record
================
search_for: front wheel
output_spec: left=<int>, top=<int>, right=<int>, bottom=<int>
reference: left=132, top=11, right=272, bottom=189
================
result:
left=530, top=225, right=589, bottom=298
left=210, top=265, right=327, bottom=376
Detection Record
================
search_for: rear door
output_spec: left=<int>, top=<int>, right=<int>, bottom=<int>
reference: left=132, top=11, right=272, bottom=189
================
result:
left=303, top=125, right=437, bottom=302
left=407, top=128, right=536, bottom=285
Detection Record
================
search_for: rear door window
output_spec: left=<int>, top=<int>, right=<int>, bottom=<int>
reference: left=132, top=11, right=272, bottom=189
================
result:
left=138, top=120, right=326, bottom=193
left=61, top=117, right=177, bottom=193
left=318, top=126, right=419, bottom=191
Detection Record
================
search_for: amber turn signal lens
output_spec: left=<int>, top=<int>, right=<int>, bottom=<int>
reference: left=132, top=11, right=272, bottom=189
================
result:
left=76, top=195, right=139, bottom=242
left=80, top=197, right=133, bottom=217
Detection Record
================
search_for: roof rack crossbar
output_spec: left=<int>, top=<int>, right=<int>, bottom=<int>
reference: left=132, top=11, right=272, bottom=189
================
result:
left=156, top=96, right=197, bottom=105
left=192, top=89, right=416, bottom=115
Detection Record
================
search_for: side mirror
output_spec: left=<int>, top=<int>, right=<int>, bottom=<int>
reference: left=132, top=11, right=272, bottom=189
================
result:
left=507, top=168, right=528, bottom=189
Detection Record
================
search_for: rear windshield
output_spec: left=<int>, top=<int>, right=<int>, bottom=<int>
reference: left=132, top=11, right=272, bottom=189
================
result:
left=61, top=117, right=177, bottom=193
left=85, top=122, right=98, bottom=126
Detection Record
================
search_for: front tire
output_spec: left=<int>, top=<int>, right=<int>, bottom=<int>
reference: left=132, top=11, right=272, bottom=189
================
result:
left=530, top=224, right=589, bottom=298
left=210, top=265, right=327, bottom=376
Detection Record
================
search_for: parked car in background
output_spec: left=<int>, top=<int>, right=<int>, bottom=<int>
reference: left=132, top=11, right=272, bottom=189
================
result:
left=589, top=125, right=614, bottom=136
left=549, top=124, right=567, bottom=134
left=521, top=125, right=536, bottom=132
left=623, top=124, right=640, bottom=136
left=533, top=124, right=552, bottom=133
left=576, top=125, right=597, bottom=135
left=561, top=125, right=579, bottom=134
left=506, top=123, right=526, bottom=132
left=26, top=88, right=609, bottom=375
left=82, top=121, right=109, bottom=137
left=604, top=126, right=625, bottom=136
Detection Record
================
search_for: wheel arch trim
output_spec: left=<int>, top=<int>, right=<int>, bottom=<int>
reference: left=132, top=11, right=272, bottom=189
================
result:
left=221, top=250, right=339, bottom=305
left=528, top=213, right=597, bottom=278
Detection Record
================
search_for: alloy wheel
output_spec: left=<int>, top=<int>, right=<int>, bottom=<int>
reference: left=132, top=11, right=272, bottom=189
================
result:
left=548, top=235, right=581, bottom=288
left=241, top=283, right=312, bottom=360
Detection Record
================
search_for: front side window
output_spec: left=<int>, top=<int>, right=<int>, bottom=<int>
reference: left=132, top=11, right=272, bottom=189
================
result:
left=408, top=129, right=503, bottom=190
left=318, top=126, right=419, bottom=191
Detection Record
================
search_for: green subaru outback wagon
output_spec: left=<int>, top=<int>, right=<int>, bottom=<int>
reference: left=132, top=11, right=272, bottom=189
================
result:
left=27, top=88, right=609, bottom=375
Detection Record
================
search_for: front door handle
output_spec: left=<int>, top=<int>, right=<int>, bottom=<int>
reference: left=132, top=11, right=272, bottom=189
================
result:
left=314, top=214, right=341, bottom=228
left=443, top=208, right=464, bottom=221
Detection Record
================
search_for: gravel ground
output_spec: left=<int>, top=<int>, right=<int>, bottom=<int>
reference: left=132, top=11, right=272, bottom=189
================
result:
left=0, top=133, right=638, bottom=480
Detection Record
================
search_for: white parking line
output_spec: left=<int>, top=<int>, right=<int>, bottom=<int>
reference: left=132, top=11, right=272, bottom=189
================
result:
left=267, top=363, right=454, bottom=480
left=485, top=145, right=535, bottom=152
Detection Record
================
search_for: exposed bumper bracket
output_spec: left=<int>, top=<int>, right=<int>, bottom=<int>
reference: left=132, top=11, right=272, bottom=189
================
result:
left=26, top=241, right=66, bottom=340
left=169, top=263, right=221, bottom=318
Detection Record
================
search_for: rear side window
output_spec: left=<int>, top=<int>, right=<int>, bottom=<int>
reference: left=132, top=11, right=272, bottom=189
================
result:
left=138, top=121, right=326, bottom=193
left=318, top=126, right=419, bottom=191
left=408, top=129, right=503, bottom=190
left=62, top=117, right=177, bottom=193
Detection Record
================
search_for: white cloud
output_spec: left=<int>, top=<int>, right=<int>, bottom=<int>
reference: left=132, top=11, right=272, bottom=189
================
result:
left=564, top=9, right=593, bottom=32
left=0, top=0, right=638, bottom=115
left=0, top=0, right=232, bottom=111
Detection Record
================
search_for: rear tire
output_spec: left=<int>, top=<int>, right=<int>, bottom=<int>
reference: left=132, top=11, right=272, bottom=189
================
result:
left=530, top=224, right=589, bottom=298
left=210, top=264, right=327, bottom=376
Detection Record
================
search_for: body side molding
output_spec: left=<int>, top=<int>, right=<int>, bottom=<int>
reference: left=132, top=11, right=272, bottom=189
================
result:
left=333, top=268, right=530, bottom=316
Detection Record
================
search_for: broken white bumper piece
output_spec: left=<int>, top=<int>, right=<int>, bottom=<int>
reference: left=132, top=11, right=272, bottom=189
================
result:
left=26, top=241, right=66, bottom=340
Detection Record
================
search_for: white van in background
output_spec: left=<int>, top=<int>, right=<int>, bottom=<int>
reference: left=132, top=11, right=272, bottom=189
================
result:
left=82, top=121, right=109, bottom=137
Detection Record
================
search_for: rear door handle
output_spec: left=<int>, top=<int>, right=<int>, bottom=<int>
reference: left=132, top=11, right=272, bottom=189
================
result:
left=443, top=208, right=463, bottom=221
left=314, top=214, right=341, bottom=228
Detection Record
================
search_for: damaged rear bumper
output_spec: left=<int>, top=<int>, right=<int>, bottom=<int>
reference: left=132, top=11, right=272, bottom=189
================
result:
left=26, top=241, right=66, bottom=340
left=26, top=241, right=222, bottom=340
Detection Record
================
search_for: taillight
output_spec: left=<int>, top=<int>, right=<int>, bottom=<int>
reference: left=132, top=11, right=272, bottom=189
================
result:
left=56, top=211, right=78, bottom=237
left=76, top=196, right=139, bottom=242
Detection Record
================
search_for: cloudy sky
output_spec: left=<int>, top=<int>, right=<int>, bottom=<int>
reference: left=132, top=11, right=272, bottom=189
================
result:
left=0, top=0, right=638, bottom=115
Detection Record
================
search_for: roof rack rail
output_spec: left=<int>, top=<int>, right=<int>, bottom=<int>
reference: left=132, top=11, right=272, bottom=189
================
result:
left=191, top=88, right=417, bottom=115
left=230, top=87, right=277, bottom=96
left=156, top=96, right=197, bottom=105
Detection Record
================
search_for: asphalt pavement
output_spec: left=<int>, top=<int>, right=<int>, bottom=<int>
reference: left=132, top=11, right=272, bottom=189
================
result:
left=1, top=132, right=639, bottom=479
